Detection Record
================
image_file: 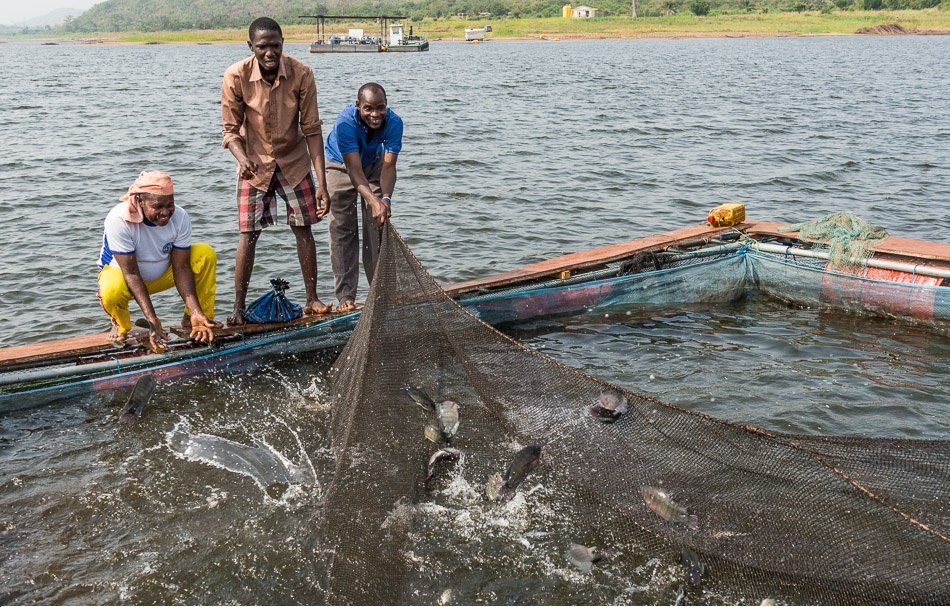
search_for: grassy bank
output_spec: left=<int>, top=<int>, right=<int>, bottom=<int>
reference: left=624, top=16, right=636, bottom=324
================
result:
left=425, top=9, right=950, bottom=39
left=15, top=9, right=950, bottom=43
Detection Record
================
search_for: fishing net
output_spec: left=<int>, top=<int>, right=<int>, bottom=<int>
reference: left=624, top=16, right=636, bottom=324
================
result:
left=778, top=212, right=888, bottom=272
left=316, top=224, right=949, bottom=605
left=749, top=248, right=950, bottom=324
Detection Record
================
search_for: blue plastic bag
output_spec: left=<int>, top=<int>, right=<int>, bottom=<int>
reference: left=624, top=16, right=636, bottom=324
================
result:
left=245, top=278, right=302, bottom=324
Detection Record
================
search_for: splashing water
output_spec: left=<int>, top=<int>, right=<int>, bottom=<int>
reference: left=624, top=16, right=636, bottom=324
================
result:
left=165, top=417, right=317, bottom=502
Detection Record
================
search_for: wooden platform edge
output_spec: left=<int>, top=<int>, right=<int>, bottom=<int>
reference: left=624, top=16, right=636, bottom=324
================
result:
left=4, top=224, right=723, bottom=367
left=4, top=220, right=947, bottom=368
left=444, top=223, right=729, bottom=294
left=743, top=221, right=950, bottom=263
left=0, top=311, right=347, bottom=368
left=446, top=221, right=950, bottom=295
left=0, top=332, right=115, bottom=367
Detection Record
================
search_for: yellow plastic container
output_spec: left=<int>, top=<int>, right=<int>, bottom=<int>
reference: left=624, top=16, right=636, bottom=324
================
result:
left=562, top=4, right=573, bottom=18
left=707, top=203, right=746, bottom=227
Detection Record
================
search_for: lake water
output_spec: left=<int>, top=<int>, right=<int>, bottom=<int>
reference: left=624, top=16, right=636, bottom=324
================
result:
left=0, top=36, right=948, bottom=604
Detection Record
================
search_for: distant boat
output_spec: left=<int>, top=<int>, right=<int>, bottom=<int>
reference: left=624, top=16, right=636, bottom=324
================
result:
left=310, top=28, right=382, bottom=53
left=465, top=25, right=492, bottom=42
left=304, top=14, right=428, bottom=53
left=386, top=23, right=429, bottom=52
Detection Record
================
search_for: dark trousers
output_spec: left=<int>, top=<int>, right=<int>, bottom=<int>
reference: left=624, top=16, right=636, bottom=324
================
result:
left=326, top=160, right=383, bottom=303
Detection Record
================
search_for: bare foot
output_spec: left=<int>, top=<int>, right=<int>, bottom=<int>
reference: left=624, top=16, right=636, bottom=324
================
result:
left=303, top=300, right=333, bottom=316
left=335, top=300, right=363, bottom=313
left=227, top=307, right=246, bottom=327
left=110, top=327, right=128, bottom=348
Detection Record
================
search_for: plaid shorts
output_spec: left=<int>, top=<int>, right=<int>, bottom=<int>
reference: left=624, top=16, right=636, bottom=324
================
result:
left=237, top=167, right=319, bottom=233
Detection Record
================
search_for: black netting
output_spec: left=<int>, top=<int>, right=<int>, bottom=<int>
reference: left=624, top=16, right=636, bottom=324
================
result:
left=316, top=225, right=950, bottom=605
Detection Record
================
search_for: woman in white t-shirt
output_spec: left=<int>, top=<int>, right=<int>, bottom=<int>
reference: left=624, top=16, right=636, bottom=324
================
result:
left=97, top=171, right=219, bottom=352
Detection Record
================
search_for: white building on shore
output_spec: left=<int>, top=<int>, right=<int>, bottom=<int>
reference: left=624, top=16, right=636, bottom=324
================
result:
left=571, top=5, right=598, bottom=17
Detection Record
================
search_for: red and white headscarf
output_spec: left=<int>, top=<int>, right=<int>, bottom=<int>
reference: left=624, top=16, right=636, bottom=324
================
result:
left=119, top=171, right=174, bottom=223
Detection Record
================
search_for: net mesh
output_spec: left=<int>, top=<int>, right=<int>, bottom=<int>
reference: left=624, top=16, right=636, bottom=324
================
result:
left=317, top=225, right=950, bottom=605
left=778, top=212, right=889, bottom=271
left=749, top=250, right=950, bottom=324
left=466, top=250, right=750, bottom=326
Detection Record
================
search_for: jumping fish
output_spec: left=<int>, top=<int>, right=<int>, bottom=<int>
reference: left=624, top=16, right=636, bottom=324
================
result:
left=425, top=447, right=463, bottom=484
left=589, top=388, right=629, bottom=423
left=487, top=444, right=543, bottom=501
left=134, top=318, right=157, bottom=331
left=485, top=472, right=506, bottom=501
left=436, top=400, right=460, bottom=439
left=505, top=444, right=542, bottom=491
left=406, top=386, right=436, bottom=411
left=424, top=424, right=443, bottom=444
left=424, top=401, right=460, bottom=445
left=680, top=547, right=706, bottom=587
left=564, top=543, right=606, bottom=573
left=118, top=374, right=156, bottom=425
left=639, top=486, right=699, bottom=530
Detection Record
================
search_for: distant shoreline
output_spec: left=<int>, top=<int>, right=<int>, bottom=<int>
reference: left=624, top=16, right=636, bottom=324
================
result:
left=5, top=10, right=949, bottom=44
left=11, top=31, right=950, bottom=46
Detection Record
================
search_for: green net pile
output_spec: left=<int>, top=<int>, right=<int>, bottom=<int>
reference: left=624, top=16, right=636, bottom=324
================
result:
left=779, top=212, right=889, bottom=271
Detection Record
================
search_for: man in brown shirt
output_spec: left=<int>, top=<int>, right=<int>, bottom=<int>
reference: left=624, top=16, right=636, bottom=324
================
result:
left=221, top=16, right=332, bottom=325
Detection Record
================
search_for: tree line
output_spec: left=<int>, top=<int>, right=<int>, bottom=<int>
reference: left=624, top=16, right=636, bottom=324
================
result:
left=14, top=0, right=945, bottom=34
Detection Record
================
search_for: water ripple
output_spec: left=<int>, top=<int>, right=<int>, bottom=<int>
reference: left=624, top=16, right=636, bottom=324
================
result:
left=0, top=36, right=946, bottom=349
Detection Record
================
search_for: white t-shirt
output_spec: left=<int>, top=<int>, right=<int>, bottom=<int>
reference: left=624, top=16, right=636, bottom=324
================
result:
left=98, top=203, right=192, bottom=282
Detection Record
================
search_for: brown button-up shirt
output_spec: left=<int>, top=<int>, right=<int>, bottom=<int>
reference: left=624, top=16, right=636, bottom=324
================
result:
left=221, top=53, right=323, bottom=192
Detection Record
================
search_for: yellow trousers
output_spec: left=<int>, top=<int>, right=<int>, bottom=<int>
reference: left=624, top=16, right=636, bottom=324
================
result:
left=98, top=243, right=216, bottom=335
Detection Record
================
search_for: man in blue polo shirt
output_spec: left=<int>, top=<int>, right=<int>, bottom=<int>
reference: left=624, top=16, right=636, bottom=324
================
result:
left=324, top=82, right=403, bottom=313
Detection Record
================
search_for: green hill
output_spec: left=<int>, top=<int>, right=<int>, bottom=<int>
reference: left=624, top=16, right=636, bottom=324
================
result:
left=65, top=0, right=558, bottom=32
left=58, top=0, right=946, bottom=33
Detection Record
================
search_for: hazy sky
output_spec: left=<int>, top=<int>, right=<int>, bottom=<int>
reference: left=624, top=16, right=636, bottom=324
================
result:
left=1, top=0, right=102, bottom=24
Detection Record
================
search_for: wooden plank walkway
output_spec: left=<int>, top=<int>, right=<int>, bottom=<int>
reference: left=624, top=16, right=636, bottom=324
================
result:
left=446, top=223, right=727, bottom=293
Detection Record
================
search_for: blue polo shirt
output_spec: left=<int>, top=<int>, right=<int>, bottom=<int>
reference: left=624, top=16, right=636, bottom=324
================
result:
left=325, top=104, right=403, bottom=168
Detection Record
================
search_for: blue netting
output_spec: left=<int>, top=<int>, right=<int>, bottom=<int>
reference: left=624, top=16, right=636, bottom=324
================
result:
left=465, top=247, right=948, bottom=327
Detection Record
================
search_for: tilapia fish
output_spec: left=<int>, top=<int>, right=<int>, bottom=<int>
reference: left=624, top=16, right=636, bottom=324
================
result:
left=425, top=447, right=463, bottom=484
left=424, top=424, right=443, bottom=444
left=119, top=373, right=157, bottom=425
left=436, top=401, right=459, bottom=438
left=406, top=386, right=436, bottom=411
left=424, top=400, right=461, bottom=445
left=565, top=543, right=606, bottom=572
left=639, top=486, right=699, bottom=530
left=487, top=444, right=543, bottom=501
left=589, top=388, right=629, bottom=423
